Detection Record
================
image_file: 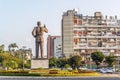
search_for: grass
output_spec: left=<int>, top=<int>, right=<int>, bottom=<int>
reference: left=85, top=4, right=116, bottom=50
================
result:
left=0, top=69, right=100, bottom=76
left=30, top=69, right=100, bottom=77
left=40, top=72, right=99, bottom=77
left=0, top=70, right=41, bottom=76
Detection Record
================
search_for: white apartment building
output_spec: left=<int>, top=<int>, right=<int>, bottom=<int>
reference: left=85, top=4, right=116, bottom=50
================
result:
left=54, top=37, right=62, bottom=58
left=62, top=9, right=120, bottom=58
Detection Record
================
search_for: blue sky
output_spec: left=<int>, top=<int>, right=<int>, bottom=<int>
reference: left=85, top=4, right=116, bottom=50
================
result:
left=0, top=0, right=120, bottom=55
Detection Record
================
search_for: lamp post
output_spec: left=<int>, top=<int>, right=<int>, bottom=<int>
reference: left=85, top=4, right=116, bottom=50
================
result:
left=22, top=53, right=24, bottom=70
left=89, top=50, right=92, bottom=69
left=118, top=54, right=120, bottom=71
left=115, top=53, right=120, bottom=71
left=22, top=46, right=26, bottom=70
left=90, top=55, right=92, bottom=69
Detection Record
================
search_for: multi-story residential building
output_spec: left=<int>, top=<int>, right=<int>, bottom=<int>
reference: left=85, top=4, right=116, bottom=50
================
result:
left=47, top=35, right=62, bottom=58
left=54, top=37, right=62, bottom=58
left=62, top=9, right=120, bottom=59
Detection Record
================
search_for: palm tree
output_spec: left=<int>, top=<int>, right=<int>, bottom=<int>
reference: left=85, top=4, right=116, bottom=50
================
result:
left=8, top=43, right=18, bottom=56
left=8, top=43, right=18, bottom=51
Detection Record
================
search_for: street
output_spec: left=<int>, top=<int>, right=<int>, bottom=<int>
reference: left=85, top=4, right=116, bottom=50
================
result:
left=0, top=75, right=120, bottom=80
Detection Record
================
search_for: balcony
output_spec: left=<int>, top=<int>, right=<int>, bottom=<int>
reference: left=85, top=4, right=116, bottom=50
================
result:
left=74, top=28, right=85, bottom=31
left=74, top=46, right=119, bottom=49
left=87, top=28, right=98, bottom=31
left=75, top=25, right=120, bottom=28
left=75, top=36, right=118, bottom=38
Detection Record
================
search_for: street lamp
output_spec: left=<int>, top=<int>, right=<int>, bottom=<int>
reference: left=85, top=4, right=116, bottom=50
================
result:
left=90, top=55, right=92, bottom=69
left=117, top=54, right=120, bottom=71
left=115, top=53, right=120, bottom=71
left=22, top=46, right=26, bottom=70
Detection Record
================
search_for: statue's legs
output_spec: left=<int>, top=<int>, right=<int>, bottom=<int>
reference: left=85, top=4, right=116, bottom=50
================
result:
left=40, top=41, right=44, bottom=58
left=35, top=42, right=39, bottom=59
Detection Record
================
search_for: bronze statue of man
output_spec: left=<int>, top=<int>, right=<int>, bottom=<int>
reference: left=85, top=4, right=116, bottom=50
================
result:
left=32, top=21, right=48, bottom=59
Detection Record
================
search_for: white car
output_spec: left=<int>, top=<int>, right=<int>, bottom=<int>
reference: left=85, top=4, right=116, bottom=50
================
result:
left=100, top=68, right=114, bottom=73
left=78, top=67, right=87, bottom=70
left=100, top=68, right=107, bottom=73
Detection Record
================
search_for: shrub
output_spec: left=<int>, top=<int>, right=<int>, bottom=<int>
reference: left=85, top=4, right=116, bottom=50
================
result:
left=59, top=70, right=72, bottom=75
left=72, top=68, right=79, bottom=74
left=0, top=70, right=34, bottom=76
left=49, top=70, right=59, bottom=74
left=64, top=64, right=71, bottom=69
left=38, top=67, right=43, bottom=70
left=0, top=70, right=29, bottom=74
left=30, top=69, right=49, bottom=74
left=78, top=70, right=94, bottom=73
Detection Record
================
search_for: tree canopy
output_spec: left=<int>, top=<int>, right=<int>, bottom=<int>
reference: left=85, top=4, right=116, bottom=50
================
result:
left=69, top=55, right=82, bottom=69
left=8, top=43, right=18, bottom=51
left=0, top=44, right=5, bottom=53
left=49, top=57, right=58, bottom=68
left=105, top=55, right=115, bottom=67
left=0, top=52, right=22, bottom=70
left=0, top=44, right=31, bottom=70
left=91, top=51, right=105, bottom=68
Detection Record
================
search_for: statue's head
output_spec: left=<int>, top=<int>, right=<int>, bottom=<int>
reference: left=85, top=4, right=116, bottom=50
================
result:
left=37, top=21, right=41, bottom=26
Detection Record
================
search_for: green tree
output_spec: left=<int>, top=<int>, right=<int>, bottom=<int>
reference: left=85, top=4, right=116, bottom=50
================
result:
left=2, top=60, right=10, bottom=70
left=24, top=60, right=31, bottom=69
left=2, top=60, right=18, bottom=70
left=69, top=55, right=82, bottom=69
left=57, top=57, right=68, bottom=68
left=49, top=57, right=58, bottom=68
left=10, top=60, right=18, bottom=69
left=105, top=56, right=115, bottom=67
left=81, top=61, right=86, bottom=67
left=0, top=44, right=5, bottom=53
left=0, top=52, right=22, bottom=70
left=8, top=43, right=18, bottom=51
left=8, top=43, right=18, bottom=56
left=91, top=51, right=105, bottom=68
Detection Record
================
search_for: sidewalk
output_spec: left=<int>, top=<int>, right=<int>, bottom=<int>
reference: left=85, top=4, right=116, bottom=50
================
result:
left=100, top=73, right=120, bottom=77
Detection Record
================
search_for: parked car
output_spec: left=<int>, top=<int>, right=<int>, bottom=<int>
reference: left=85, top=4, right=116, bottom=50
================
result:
left=78, top=67, right=88, bottom=70
left=100, top=68, right=107, bottom=73
left=100, top=68, right=114, bottom=74
left=92, top=68, right=101, bottom=72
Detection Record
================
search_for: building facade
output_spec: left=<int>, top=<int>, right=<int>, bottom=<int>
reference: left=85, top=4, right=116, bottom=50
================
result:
left=62, top=9, right=120, bottom=58
left=54, top=37, right=62, bottom=58
left=47, top=35, right=62, bottom=58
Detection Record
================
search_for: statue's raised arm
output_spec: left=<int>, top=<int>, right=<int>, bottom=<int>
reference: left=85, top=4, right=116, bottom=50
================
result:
left=43, top=24, right=48, bottom=33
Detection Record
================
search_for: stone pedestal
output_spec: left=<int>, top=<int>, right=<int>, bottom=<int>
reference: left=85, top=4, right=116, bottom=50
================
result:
left=31, top=58, right=49, bottom=69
